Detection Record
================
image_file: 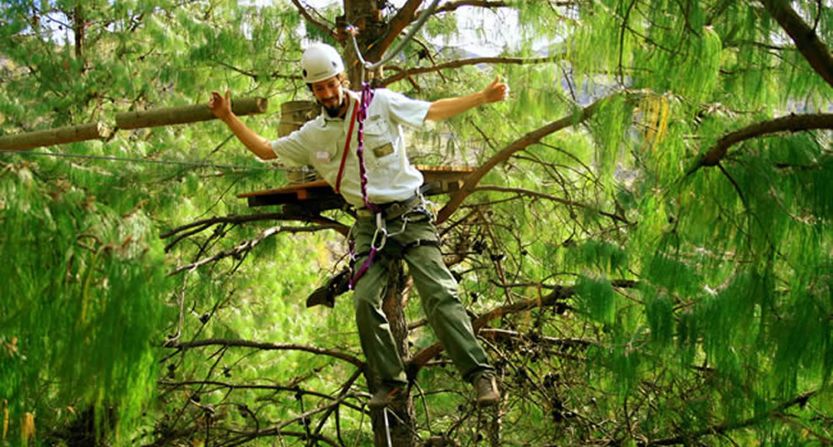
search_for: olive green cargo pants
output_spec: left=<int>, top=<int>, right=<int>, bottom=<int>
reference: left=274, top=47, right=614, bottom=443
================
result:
left=352, top=210, right=493, bottom=386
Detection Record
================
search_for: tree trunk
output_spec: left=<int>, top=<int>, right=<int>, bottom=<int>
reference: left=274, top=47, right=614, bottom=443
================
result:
left=72, top=4, right=85, bottom=71
left=342, top=2, right=418, bottom=445
left=370, top=263, right=415, bottom=447
left=343, top=0, right=386, bottom=85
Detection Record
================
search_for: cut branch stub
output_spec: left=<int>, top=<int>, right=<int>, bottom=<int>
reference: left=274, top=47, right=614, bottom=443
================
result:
left=116, top=97, right=267, bottom=130
left=0, top=122, right=111, bottom=152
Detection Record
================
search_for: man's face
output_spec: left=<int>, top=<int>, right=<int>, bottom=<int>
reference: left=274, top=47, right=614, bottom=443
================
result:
left=311, top=76, right=345, bottom=117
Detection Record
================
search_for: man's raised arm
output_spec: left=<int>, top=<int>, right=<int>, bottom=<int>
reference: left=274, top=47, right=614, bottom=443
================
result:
left=209, top=90, right=276, bottom=160
left=425, top=76, right=509, bottom=122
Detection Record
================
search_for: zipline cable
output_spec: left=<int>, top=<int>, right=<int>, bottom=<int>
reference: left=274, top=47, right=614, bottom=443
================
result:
left=1, top=150, right=274, bottom=171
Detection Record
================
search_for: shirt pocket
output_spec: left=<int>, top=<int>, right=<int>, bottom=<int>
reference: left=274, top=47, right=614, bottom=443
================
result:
left=363, top=119, right=398, bottom=170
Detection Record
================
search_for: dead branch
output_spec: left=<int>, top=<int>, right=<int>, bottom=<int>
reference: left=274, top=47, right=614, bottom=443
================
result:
left=693, top=113, right=833, bottom=172
left=409, top=279, right=637, bottom=369
left=474, top=185, right=628, bottom=223
left=168, top=225, right=329, bottom=276
left=436, top=95, right=611, bottom=224
left=115, top=97, right=267, bottom=130
left=165, top=338, right=365, bottom=368
left=479, top=328, right=596, bottom=350
left=380, top=55, right=563, bottom=86
left=760, top=0, right=833, bottom=88
left=161, top=212, right=348, bottom=252
left=225, top=430, right=339, bottom=447
left=159, top=377, right=366, bottom=413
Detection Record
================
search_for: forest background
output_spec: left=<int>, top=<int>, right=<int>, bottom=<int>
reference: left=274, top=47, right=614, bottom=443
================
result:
left=1, top=0, right=832, bottom=446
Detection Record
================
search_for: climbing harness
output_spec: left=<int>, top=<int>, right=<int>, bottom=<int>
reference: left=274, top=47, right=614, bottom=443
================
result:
left=339, top=5, right=442, bottom=439
left=342, top=0, right=440, bottom=287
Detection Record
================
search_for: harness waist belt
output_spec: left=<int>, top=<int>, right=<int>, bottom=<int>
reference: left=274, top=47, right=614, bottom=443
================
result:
left=356, top=194, right=421, bottom=220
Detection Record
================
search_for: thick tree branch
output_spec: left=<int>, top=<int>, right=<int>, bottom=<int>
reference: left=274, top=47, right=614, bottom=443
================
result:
left=436, top=95, right=611, bottom=224
left=380, top=55, right=563, bottom=86
left=290, top=0, right=336, bottom=40
left=760, top=0, right=833, bottom=88
left=371, top=0, right=424, bottom=62
left=693, top=113, right=833, bottom=172
left=165, top=338, right=365, bottom=368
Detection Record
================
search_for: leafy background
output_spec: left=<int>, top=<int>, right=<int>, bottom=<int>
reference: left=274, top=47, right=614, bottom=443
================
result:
left=1, top=0, right=832, bottom=445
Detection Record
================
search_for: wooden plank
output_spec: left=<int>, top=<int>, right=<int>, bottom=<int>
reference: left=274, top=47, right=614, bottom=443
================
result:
left=237, top=179, right=331, bottom=198
left=238, top=166, right=470, bottom=210
left=116, top=97, right=267, bottom=130
left=0, top=122, right=110, bottom=152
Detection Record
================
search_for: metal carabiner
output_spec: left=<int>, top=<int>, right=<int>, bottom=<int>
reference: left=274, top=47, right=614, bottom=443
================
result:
left=369, top=212, right=387, bottom=251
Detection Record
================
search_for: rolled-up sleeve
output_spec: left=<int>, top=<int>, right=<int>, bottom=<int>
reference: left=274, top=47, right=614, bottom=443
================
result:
left=271, top=124, right=313, bottom=167
left=379, top=89, right=431, bottom=129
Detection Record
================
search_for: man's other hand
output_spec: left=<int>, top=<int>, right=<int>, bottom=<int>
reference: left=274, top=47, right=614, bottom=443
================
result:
left=209, top=90, right=233, bottom=121
left=481, top=76, right=510, bottom=104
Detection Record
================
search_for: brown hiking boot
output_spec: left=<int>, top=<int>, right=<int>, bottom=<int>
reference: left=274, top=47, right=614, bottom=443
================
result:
left=473, top=373, right=500, bottom=407
left=368, top=383, right=404, bottom=409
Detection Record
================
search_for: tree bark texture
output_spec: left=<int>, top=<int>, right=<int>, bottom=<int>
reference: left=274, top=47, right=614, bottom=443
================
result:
left=115, top=97, right=267, bottom=130
left=0, top=98, right=267, bottom=151
left=371, top=263, right=416, bottom=447
left=759, top=0, right=833, bottom=88
left=0, top=122, right=110, bottom=152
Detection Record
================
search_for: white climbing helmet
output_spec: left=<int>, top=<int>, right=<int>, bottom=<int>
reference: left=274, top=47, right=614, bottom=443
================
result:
left=301, top=43, right=345, bottom=84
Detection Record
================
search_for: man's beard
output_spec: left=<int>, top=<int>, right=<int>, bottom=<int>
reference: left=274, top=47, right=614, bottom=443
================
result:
left=321, top=89, right=345, bottom=118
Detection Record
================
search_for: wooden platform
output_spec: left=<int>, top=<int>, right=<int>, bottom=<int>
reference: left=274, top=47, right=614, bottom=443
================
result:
left=238, top=165, right=473, bottom=213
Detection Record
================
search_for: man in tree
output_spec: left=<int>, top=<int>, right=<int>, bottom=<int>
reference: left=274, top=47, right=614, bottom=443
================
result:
left=209, top=42, right=508, bottom=409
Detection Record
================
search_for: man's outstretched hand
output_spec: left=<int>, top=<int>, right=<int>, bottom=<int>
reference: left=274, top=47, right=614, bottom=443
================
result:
left=209, top=90, right=233, bottom=121
left=481, top=76, right=510, bottom=104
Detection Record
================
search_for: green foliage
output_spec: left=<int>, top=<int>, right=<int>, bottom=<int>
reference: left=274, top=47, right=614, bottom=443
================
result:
left=0, top=163, right=171, bottom=442
left=1, top=0, right=833, bottom=445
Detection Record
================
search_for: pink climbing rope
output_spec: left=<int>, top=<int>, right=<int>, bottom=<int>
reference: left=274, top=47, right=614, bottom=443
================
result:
left=349, top=82, right=381, bottom=289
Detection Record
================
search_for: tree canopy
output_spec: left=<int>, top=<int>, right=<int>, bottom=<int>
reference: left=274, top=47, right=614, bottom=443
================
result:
left=1, top=0, right=832, bottom=446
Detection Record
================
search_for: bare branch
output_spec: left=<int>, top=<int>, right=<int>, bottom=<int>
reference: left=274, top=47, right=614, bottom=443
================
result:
left=692, top=113, right=833, bottom=172
left=165, top=338, right=365, bottom=368
left=409, top=279, right=638, bottom=369
left=161, top=212, right=348, bottom=250
left=759, top=0, right=833, bottom=88
left=168, top=225, right=333, bottom=276
left=380, top=55, right=563, bottom=86
left=159, top=377, right=366, bottom=413
left=473, top=185, right=629, bottom=223
left=436, top=95, right=613, bottom=224
left=290, top=0, right=336, bottom=40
